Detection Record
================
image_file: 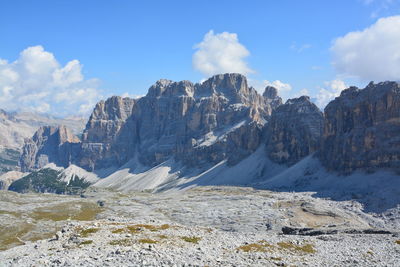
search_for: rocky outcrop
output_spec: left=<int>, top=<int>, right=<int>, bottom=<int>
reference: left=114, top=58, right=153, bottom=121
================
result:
left=0, top=109, right=85, bottom=150
left=20, top=126, right=80, bottom=172
left=0, top=171, right=25, bottom=190
left=79, top=96, right=136, bottom=170
left=79, top=73, right=272, bottom=170
left=320, top=81, right=400, bottom=174
left=263, top=86, right=282, bottom=109
left=266, top=96, right=323, bottom=165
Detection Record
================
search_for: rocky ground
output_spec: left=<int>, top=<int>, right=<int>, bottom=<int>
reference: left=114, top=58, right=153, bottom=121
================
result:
left=0, top=186, right=399, bottom=266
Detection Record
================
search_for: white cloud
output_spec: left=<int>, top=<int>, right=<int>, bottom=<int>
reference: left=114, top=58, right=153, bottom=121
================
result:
left=192, top=30, right=253, bottom=76
left=264, top=80, right=292, bottom=93
left=0, top=45, right=102, bottom=115
left=290, top=43, right=312, bottom=53
left=121, top=92, right=144, bottom=99
left=315, top=79, right=348, bottom=108
left=331, top=15, right=400, bottom=81
left=249, top=79, right=293, bottom=101
left=293, top=88, right=310, bottom=98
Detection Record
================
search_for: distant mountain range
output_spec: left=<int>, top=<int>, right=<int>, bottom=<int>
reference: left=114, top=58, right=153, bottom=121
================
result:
left=1, top=73, right=399, bottom=212
left=0, top=110, right=85, bottom=150
left=0, top=109, right=85, bottom=174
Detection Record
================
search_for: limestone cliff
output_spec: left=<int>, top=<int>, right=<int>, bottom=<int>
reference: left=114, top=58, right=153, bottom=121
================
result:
left=266, top=96, right=323, bottom=165
left=320, top=81, right=400, bottom=174
left=19, top=126, right=80, bottom=172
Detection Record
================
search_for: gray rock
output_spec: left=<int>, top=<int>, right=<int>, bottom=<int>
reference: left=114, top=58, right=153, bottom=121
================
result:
left=79, top=96, right=136, bottom=170
left=319, top=81, right=400, bottom=174
left=263, top=86, right=282, bottom=109
left=20, top=126, right=80, bottom=172
left=79, top=73, right=273, bottom=170
left=266, top=96, right=323, bottom=165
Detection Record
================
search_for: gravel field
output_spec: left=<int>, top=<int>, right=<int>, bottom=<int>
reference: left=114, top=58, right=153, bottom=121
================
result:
left=1, top=186, right=399, bottom=266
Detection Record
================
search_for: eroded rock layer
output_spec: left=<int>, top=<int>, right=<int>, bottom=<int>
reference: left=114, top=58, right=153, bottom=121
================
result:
left=320, top=81, right=400, bottom=174
left=266, top=96, right=323, bottom=165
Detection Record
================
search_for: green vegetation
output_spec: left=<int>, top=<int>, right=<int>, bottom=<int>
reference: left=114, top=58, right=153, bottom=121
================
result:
left=109, top=239, right=132, bottom=246
left=8, top=168, right=91, bottom=195
left=237, top=240, right=271, bottom=252
left=181, top=236, right=201, bottom=244
left=79, top=240, right=93, bottom=246
left=79, top=228, right=99, bottom=237
left=396, top=240, right=400, bottom=245
left=126, top=224, right=170, bottom=233
left=277, top=241, right=316, bottom=254
left=112, top=228, right=125, bottom=234
left=138, top=238, right=158, bottom=244
left=8, top=168, right=65, bottom=194
left=65, top=175, right=91, bottom=190
left=31, top=202, right=103, bottom=221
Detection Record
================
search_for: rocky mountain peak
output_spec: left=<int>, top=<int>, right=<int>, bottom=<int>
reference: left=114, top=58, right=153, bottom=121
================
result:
left=321, top=81, right=400, bottom=174
left=147, top=79, right=194, bottom=98
left=196, top=73, right=249, bottom=102
left=20, top=125, right=80, bottom=172
left=263, top=86, right=283, bottom=109
left=33, top=126, right=80, bottom=145
left=82, top=96, right=135, bottom=143
left=266, top=96, right=323, bottom=165
left=263, top=86, right=278, bottom=99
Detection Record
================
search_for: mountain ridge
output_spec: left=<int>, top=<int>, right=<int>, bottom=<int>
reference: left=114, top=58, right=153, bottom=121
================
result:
left=12, top=74, right=400, bottom=198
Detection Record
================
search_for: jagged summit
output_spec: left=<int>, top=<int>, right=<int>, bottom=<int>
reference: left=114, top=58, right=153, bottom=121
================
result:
left=20, top=125, right=80, bottom=172
left=20, top=73, right=282, bottom=172
left=17, top=75, right=400, bottom=180
left=321, top=81, right=400, bottom=174
left=146, top=73, right=252, bottom=102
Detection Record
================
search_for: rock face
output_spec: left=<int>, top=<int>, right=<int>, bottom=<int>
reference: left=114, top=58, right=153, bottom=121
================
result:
left=0, top=109, right=85, bottom=150
left=79, top=96, right=136, bottom=170
left=0, top=171, right=25, bottom=190
left=263, top=86, right=282, bottom=109
left=320, top=81, right=400, bottom=174
left=79, top=73, right=274, bottom=170
left=266, top=96, right=324, bottom=165
left=20, top=126, right=80, bottom=172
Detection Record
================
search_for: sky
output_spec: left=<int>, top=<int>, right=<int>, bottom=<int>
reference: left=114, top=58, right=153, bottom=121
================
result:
left=1, top=0, right=400, bottom=116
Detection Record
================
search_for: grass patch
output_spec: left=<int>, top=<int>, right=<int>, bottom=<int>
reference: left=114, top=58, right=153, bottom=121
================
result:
left=277, top=241, right=316, bottom=254
left=157, top=234, right=168, bottom=239
left=79, top=240, right=93, bottom=246
left=395, top=240, right=400, bottom=245
left=181, top=236, right=201, bottom=244
left=237, top=240, right=271, bottom=252
left=109, top=239, right=132, bottom=246
left=138, top=238, right=158, bottom=244
left=31, top=202, right=103, bottom=221
left=112, top=228, right=125, bottom=234
left=79, top=228, right=99, bottom=237
left=127, top=224, right=170, bottom=233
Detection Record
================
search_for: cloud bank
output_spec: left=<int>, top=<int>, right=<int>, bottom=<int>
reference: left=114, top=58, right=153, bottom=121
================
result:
left=315, top=79, right=348, bottom=108
left=331, top=15, right=400, bottom=82
left=193, top=30, right=253, bottom=76
left=0, top=46, right=102, bottom=115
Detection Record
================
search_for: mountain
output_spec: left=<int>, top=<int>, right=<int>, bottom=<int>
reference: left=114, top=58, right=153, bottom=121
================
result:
left=0, top=110, right=85, bottom=150
left=20, top=126, right=81, bottom=172
left=16, top=75, right=400, bottom=203
left=266, top=96, right=323, bottom=165
left=22, top=73, right=279, bottom=172
left=8, top=164, right=98, bottom=194
left=319, top=81, right=400, bottom=174
left=0, top=110, right=86, bottom=175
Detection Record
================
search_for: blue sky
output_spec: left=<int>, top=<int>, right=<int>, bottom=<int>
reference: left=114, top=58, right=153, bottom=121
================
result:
left=1, top=0, right=400, bottom=115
